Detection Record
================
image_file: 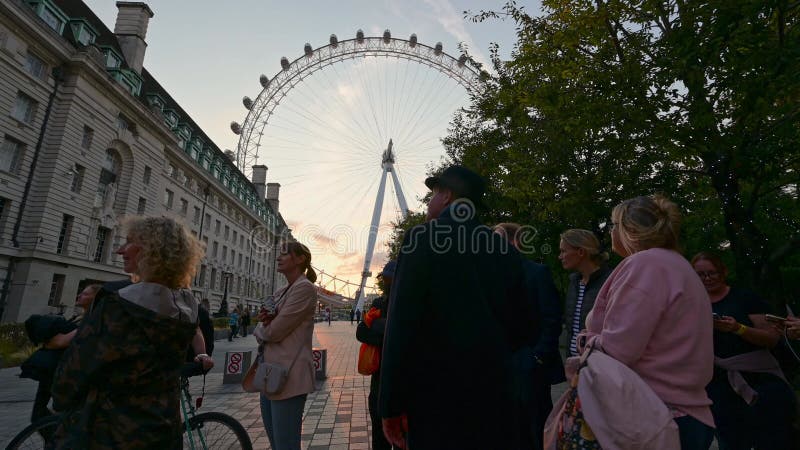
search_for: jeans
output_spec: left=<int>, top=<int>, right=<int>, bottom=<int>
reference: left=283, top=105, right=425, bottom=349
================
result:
left=675, top=415, right=714, bottom=450
left=260, top=393, right=307, bottom=450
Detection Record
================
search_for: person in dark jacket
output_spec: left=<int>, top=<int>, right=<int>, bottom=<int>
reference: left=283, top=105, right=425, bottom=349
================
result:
left=50, top=216, right=212, bottom=449
left=379, top=166, right=539, bottom=450
left=356, top=260, right=396, bottom=450
left=494, top=222, right=565, bottom=450
left=558, top=228, right=611, bottom=357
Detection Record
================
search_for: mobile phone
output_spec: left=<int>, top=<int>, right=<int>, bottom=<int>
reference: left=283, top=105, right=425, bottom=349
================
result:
left=765, top=314, right=787, bottom=324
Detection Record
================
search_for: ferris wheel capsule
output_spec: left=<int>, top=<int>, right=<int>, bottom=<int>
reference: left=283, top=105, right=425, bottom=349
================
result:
left=458, top=54, right=467, bottom=67
left=304, top=43, right=313, bottom=57
left=356, top=29, right=364, bottom=44
left=383, top=29, right=391, bottom=44
left=330, top=34, right=338, bottom=47
left=409, top=34, right=418, bottom=47
left=243, top=96, right=253, bottom=110
left=281, top=57, right=290, bottom=70
left=259, top=74, right=269, bottom=88
left=435, top=42, right=443, bottom=56
left=230, top=121, right=241, bottom=135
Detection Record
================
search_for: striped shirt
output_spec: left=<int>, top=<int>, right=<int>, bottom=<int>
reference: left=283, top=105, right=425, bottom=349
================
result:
left=569, top=282, right=586, bottom=355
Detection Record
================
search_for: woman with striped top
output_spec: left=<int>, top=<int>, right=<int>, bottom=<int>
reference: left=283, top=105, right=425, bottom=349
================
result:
left=559, top=229, right=611, bottom=356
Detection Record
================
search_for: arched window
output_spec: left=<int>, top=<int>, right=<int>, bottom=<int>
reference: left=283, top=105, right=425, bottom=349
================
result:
left=94, top=149, right=121, bottom=209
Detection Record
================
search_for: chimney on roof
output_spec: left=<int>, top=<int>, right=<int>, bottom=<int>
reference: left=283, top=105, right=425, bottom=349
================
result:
left=267, top=183, right=280, bottom=215
left=113, top=2, right=154, bottom=74
left=252, top=165, right=267, bottom=200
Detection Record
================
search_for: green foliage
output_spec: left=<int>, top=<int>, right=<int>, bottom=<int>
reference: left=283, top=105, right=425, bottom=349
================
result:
left=443, top=0, right=800, bottom=304
left=212, top=317, right=230, bottom=330
left=0, top=322, right=35, bottom=368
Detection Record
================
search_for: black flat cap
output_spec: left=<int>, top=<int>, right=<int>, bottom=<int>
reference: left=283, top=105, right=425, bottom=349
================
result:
left=424, top=165, right=487, bottom=206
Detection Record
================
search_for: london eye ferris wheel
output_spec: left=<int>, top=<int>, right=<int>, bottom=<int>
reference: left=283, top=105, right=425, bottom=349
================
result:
left=232, top=30, right=484, bottom=308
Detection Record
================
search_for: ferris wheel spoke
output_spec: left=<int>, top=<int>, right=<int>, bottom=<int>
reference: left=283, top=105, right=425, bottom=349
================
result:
left=289, top=69, right=380, bottom=156
left=352, top=56, right=388, bottom=145
left=401, top=81, right=463, bottom=148
left=327, top=63, right=385, bottom=151
left=261, top=132, right=372, bottom=160
left=275, top=102, right=376, bottom=155
left=395, top=72, right=455, bottom=146
left=318, top=64, right=383, bottom=152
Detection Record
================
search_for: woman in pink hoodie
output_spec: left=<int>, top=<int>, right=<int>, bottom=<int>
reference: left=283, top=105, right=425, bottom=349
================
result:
left=584, top=195, right=715, bottom=450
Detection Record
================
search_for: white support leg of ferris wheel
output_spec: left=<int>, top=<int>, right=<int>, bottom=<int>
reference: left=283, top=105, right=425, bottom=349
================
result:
left=354, top=139, right=408, bottom=311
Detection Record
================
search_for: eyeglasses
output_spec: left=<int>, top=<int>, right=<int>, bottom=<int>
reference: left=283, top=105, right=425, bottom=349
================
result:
left=695, top=271, right=720, bottom=279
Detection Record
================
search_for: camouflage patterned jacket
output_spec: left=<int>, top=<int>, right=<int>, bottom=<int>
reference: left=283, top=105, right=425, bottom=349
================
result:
left=50, top=280, right=198, bottom=449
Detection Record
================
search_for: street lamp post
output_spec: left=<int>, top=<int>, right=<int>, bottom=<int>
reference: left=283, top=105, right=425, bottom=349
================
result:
left=218, top=270, right=232, bottom=317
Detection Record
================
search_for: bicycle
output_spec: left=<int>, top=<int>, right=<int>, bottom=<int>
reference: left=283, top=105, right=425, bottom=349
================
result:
left=6, top=367, right=252, bottom=450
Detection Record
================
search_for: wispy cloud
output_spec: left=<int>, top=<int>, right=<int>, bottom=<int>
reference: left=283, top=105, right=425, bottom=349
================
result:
left=421, top=0, right=490, bottom=67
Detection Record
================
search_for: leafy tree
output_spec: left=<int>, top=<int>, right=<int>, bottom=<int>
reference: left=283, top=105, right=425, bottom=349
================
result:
left=440, top=0, right=800, bottom=304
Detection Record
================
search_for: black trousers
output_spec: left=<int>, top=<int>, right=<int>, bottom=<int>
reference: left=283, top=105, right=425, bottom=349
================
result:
left=368, top=376, right=392, bottom=450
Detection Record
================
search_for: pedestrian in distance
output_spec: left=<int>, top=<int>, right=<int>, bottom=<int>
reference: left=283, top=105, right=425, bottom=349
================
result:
left=49, top=216, right=212, bottom=449
left=229, top=307, right=240, bottom=341
left=576, top=195, right=715, bottom=450
left=379, top=165, right=538, bottom=450
left=325, top=307, right=331, bottom=326
left=355, top=308, right=362, bottom=323
left=558, top=229, right=612, bottom=358
left=356, top=260, right=397, bottom=450
left=350, top=308, right=355, bottom=324
left=692, top=251, right=795, bottom=450
left=241, top=305, right=251, bottom=337
left=254, top=241, right=318, bottom=450
left=494, top=222, right=565, bottom=450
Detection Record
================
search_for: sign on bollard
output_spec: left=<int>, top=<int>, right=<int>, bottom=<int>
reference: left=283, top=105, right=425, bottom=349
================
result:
left=312, top=347, right=327, bottom=380
left=223, top=351, right=252, bottom=384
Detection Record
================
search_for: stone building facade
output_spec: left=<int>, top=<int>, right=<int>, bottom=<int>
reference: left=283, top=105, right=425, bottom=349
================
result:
left=0, top=0, right=289, bottom=322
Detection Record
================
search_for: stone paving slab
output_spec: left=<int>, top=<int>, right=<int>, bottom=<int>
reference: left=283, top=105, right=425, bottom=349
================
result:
left=0, top=321, right=718, bottom=449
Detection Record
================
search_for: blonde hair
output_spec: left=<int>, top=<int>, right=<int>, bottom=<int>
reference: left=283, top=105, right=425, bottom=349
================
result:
left=612, top=195, right=681, bottom=254
left=121, top=216, right=205, bottom=289
left=560, top=229, right=609, bottom=264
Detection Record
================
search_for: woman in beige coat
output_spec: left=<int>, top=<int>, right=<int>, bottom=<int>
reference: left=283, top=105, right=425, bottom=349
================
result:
left=254, top=241, right=317, bottom=450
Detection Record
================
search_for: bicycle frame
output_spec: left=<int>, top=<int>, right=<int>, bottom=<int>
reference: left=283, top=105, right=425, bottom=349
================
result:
left=180, top=377, right=207, bottom=450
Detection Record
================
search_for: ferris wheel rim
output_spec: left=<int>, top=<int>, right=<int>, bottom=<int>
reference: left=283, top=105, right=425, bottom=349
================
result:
left=234, top=34, right=485, bottom=171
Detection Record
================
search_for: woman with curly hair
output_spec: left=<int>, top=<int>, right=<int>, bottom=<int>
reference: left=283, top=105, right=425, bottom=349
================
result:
left=50, top=216, right=212, bottom=449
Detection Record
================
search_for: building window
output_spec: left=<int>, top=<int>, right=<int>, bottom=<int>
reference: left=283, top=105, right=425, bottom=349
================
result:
left=204, top=213, right=211, bottom=230
left=224, top=225, right=230, bottom=241
left=69, top=21, right=96, bottom=45
left=180, top=198, right=188, bottom=215
left=143, top=165, right=152, bottom=185
left=198, top=265, right=207, bottom=286
left=12, top=92, right=37, bottom=124
left=104, top=49, right=121, bottom=69
left=24, top=52, right=47, bottom=80
left=0, top=198, right=8, bottom=240
left=69, top=164, right=84, bottom=193
left=214, top=220, right=221, bottom=235
left=117, top=114, right=132, bottom=132
left=240, top=235, right=244, bottom=249
left=47, top=274, right=66, bottom=306
left=0, top=137, right=23, bottom=173
left=81, top=126, right=93, bottom=150
left=93, top=227, right=109, bottom=262
left=238, top=253, right=243, bottom=268
left=137, top=197, right=146, bottom=215
left=210, top=268, right=217, bottom=290
left=94, top=149, right=120, bottom=208
left=164, top=189, right=174, bottom=208
left=193, top=207, right=201, bottom=224
left=233, top=230, right=238, bottom=245
left=56, top=214, right=73, bottom=254
left=222, top=246, right=228, bottom=261
left=212, top=241, right=218, bottom=258
left=231, top=250, right=236, bottom=265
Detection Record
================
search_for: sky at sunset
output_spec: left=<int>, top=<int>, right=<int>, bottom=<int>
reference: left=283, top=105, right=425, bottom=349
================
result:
left=84, top=0, right=542, bottom=295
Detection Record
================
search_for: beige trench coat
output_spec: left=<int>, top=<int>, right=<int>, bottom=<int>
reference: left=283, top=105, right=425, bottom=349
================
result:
left=253, top=276, right=317, bottom=400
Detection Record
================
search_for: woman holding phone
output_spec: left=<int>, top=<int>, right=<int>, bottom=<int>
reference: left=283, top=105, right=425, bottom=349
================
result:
left=691, top=252, right=795, bottom=450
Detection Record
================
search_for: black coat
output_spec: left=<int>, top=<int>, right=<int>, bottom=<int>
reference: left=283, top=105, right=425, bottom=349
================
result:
left=523, top=260, right=566, bottom=385
left=378, top=207, right=539, bottom=449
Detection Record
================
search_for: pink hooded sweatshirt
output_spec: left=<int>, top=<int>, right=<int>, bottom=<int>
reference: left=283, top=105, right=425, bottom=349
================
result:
left=584, top=247, right=715, bottom=427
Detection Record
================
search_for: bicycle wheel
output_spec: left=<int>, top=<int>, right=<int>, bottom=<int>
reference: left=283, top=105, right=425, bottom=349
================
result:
left=182, top=412, right=252, bottom=450
left=5, top=415, right=59, bottom=450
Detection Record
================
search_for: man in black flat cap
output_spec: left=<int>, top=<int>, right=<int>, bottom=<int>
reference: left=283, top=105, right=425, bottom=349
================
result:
left=379, top=165, right=540, bottom=449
